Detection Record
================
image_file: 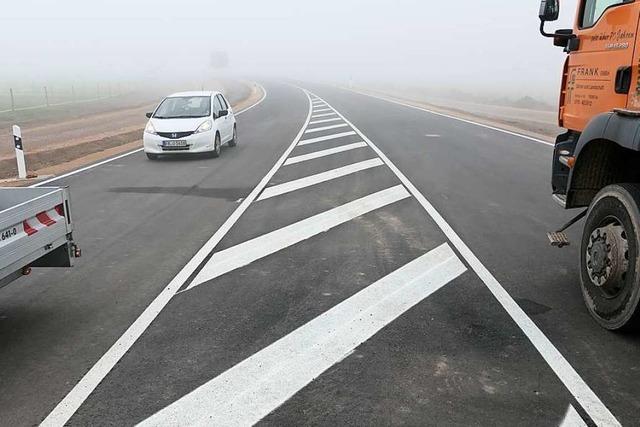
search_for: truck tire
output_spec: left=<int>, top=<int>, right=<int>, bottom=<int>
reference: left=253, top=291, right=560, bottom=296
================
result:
left=580, top=183, right=640, bottom=330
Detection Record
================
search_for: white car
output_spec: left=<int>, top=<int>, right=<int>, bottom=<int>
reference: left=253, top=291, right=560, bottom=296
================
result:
left=143, top=91, right=237, bottom=160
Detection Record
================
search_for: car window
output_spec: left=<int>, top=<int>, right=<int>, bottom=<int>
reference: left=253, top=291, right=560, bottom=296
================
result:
left=154, top=96, right=211, bottom=119
left=218, top=95, right=229, bottom=110
left=213, top=96, right=224, bottom=116
left=580, top=0, right=627, bottom=27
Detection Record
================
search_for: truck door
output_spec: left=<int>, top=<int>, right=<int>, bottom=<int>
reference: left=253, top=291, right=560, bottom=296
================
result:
left=562, top=0, right=639, bottom=132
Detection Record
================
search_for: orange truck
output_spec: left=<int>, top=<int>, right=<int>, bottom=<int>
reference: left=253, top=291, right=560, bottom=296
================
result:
left=540, top=0, right=640, bottom=330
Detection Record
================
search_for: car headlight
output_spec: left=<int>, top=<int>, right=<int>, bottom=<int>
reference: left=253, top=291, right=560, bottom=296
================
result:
left=195, top=119, right=213, bottom=134
left=145, top=121, right=157, bottom=135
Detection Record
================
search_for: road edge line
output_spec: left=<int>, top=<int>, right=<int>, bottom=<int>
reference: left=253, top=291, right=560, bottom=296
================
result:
left=310, top=92, right=620, bottom=427
left=40, top=84, right=309, bottom=427
left=339, top=87, right=555, bottom=148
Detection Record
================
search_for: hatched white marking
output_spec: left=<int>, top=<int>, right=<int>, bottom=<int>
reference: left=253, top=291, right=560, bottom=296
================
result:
left=309, top=117, right=342, bottom=125
left=311, top=112, right=338, bottom=118
left=425, top=134, right=441, bottom=138
left=299, top=131, right=356, bottom=146
left=258, top=158, right=383, bottom=201
left=141, top=244, right=466, bottom=426
left=314, top=108, right=332, bottom=113
left=560, top=405, right=588, bottom=427
left=304, top=123, right=349, bottom=134
left=186, top=185, right=410, bottom=290
left=284, top=142, right=368, bottom=165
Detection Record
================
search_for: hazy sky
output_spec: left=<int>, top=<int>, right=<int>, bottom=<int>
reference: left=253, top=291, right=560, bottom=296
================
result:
left=0, top=0, right=580, bottom=101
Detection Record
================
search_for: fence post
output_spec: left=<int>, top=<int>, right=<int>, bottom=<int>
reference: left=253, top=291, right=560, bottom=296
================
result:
left=13, top=125, right=27, bottom=179
left=9, top=88, right=15, bottom=111
left=71, top=85, right=76, bottom=103
left=44, top=86, right=49, bottom=107
left=97, top=83, right=100, bottom=98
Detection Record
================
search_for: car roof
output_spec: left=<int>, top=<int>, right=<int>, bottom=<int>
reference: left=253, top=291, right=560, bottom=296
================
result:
left=167, top=91, right=222, bottom=98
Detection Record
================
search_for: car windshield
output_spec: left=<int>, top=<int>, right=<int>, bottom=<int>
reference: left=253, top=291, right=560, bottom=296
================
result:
left=153, top=96, right=211, bottom=119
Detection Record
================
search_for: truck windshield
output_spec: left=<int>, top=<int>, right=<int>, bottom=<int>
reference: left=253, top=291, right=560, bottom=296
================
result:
left=153, top=96, right=211, bottom=119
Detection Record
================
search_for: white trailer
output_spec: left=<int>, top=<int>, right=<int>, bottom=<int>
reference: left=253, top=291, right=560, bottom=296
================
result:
left=0, top=187, right=80, bottom=288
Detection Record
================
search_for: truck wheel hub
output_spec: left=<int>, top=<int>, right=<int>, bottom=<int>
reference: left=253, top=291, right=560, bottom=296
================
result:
left=586, top=223, right=628, bottom=294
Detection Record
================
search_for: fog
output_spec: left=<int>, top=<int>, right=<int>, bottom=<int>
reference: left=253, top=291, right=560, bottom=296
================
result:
left=0, top=0, right=580, bottom=103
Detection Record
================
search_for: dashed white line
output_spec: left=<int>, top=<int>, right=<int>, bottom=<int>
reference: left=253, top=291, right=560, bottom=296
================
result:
left=185, top=185, right=410, bottom=290
left=258, top=158, right=383, bottom=201
left=141, top=244, right=466, bottom=426
left=309, top=117, right=342, bottom=125
left=304, top=123, right=349, bottom=134
left=284, top=142, right=368, bottom=165
left=299, top=131, right=356, bottom=146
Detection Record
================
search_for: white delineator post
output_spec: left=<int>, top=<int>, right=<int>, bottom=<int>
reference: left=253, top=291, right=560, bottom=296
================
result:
left=13, top=125, right=27, bottom=179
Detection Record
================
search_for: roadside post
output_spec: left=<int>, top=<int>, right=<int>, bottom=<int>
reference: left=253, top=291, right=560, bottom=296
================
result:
left=12, top=125, right=27, bottom=179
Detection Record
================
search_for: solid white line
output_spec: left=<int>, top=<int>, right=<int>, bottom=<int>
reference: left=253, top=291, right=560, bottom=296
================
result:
left=313, top=93, right=620, bottom=426
left=313, top=108, right=332, bottom=113
left=344, top=87, right=554, bottom=147
left=309, top=117, right=342, bottom=125
left=299, top=131, right=356, bottom=146
left=560, top=405, right=588, bottom=427
left=141, top=244, right=466, bottom=426
left=311, top=112, right=337, bottom=118
left=284, top=142, right=368, bottom=165
left=186, top=185, right=410, bottom=290
left=40, top=86, right=306, bottom=427
left=258, top=158, right=383, bottom=201
left=31, top=83, right=268, bottom=188
left=304, top=123, right=348, bottom=134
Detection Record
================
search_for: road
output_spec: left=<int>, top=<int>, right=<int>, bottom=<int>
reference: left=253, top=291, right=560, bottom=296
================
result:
left=0, top=81, right=638, bottom=426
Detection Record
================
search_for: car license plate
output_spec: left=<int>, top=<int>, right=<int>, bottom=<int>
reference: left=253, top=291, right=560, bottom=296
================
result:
left=0, top=224, right=20, bottom=247
left=163, top=140, right=187, bottom=147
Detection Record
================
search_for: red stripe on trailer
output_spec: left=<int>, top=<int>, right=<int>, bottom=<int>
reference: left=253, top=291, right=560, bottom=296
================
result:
left=23, top=220, right=37, bottom=236
left=54, top=203, right=65, bottom=217
left=36, top=211, right=55, bottom=226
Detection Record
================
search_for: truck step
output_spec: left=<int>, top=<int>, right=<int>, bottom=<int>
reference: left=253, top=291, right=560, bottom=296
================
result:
left=548, top=231, right=570, bottom=248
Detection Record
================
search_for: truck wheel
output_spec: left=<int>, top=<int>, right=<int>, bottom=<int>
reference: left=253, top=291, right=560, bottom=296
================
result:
left=580, top=184, right=640, bottom=330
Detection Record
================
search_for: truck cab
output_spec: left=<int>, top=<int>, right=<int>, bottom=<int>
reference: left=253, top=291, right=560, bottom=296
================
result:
left=541, top=0, right=640, bottom=330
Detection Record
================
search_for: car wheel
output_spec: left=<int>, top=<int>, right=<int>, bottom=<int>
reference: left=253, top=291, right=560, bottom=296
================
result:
left=580, top=183, right=640, bottom=330
left=228, top=126, right=237, bottom=147
left=146, top=153, right=158, bottom=160
left=212, top=133, right=221, bottom=158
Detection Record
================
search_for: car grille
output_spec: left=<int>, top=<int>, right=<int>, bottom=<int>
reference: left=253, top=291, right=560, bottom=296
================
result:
left=161, top=145, right=190, bottom=151
left=157, top=131, right=194, bottom=139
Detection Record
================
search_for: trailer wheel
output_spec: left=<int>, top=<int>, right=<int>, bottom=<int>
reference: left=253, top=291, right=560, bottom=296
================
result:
left=580, top=184, right=640, bottom=330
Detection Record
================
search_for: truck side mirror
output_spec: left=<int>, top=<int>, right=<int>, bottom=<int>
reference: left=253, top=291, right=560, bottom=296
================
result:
left=539, top=0, right=560, bottom=22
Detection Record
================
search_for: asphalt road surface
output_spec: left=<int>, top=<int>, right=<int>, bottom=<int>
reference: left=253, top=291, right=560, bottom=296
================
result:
left=0, top=82, right=638, bottom=426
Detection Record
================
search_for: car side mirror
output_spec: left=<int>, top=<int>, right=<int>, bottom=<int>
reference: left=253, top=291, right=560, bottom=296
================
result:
left=146, top=112, right=153, bottom=118
left=539, top=0, right=559, bottom=22
left=219, top=110, right=229, bottom=118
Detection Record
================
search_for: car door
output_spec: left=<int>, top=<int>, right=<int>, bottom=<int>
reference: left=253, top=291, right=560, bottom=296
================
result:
left=562, top=0, right=639, bottom=132
left=212, top=95, right=228, bottom=142
left=215, top=95, right=232, bottom=142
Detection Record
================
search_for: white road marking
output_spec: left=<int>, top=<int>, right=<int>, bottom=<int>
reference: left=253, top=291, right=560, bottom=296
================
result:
left=304, top=123, right=349, bottom=134
left=40, top=85, right=302, bottom=427
left=284, top=142, right=368, bottom=165
left=313, top=108, right=332, bottom=113
left=309, top=117, right=342, bottom=125
left=186, top=185, right=410, bottom=290
left=299, top=131, right=356, bottom=146
left=424, top=134, right=441, bottom=138
left=141, top=244, right=466, bottom=426
left=258, top=158, right=383, bottom=201
left=33, top=83, right=269, bottom=188
left=560, top=405, right=588, bottom=427
left=311, top=112, right=337, bottom=118
left=313, top=93, right=620, bottom=426
left=344, top=87, right=554, bottom=147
